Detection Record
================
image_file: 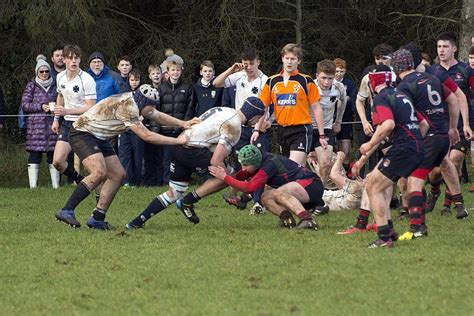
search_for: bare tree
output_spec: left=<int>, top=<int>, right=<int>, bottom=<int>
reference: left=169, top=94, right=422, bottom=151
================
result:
left=459, top=0, right=474, bottom=60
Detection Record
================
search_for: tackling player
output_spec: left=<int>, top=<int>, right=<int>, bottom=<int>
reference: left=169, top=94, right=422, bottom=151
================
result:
left=209, top=144, right=324, bottom=230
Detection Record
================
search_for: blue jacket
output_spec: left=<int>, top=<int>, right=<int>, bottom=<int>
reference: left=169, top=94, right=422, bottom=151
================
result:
left=192, top=78, right=223, bottom=116
left=87, top=65, right=121, bottom=101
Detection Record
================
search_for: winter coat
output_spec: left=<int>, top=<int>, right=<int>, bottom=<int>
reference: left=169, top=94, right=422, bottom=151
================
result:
left=192, top=78, right=223, bottom=117
left=158, top=79, right=194, bottom=135
left=87, top=65, right=121, bottom=101
left=21, top=80, right=58, bottom=152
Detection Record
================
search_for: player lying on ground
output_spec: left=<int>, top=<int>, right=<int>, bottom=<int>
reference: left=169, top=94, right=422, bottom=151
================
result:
left=55, top=84, right=199, bottom=229
left=309, top=151, right=364, bottom=213
left=209, top=144, right=324, bottom=230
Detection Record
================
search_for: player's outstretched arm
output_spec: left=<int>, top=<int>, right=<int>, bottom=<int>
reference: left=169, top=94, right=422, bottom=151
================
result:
left=130, top=122, right=188, bottom=146
left=142, top=106, right=199, bottom=129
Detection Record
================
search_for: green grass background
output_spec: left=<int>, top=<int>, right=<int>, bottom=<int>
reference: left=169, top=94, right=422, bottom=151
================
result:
left=1, top=134, right=474, bottom=315
left=1, top=185, right=473, bottom=316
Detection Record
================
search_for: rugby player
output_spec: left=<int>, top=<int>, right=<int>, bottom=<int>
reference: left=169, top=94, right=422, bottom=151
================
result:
left=209, top=144, right=324, bottom=230
left=55, top=84, right=198, bottom=229
left=390, top=48, right=461, bottom=240
left=310, top=151, right=364, bottom=213
left=425, top=32, right=473, bottom=218
left=352, top=65, right=425, bottom=248
left=52, top=44, right=96, bottom=186
left=309, top=59, right=346, bottom=186
left=125, top=97, right=267, bottom=229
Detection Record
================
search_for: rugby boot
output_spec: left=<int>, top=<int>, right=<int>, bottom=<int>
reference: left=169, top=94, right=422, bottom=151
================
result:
left=337, top=225, right=367, bottom=235
left=176, top=200, right=200, bottom=224
left=440, top=206, right=451, bottom=216
left=389, top=228, right=399, bottom=241
left=222, top=192, right=247, bottom=210
left=55, top=209, right=81, bottom=228
left=454, top=204, right=469, bottom=219
left=296, top=218, right=319, bottom=230
left=368, top=238, right=394, bottom=248
left=250, top=202, right=265, bottom=215
left=425, top=192, right=440, bottom=213
left=125, top=220, right=145, bottom=230
left=399, top=225, right=428, bottom=241
left=278, top=216, right=297, bottom=229
left=311, top=205, right=329, bottom=216
left=86, top=217, right=112, bottom=230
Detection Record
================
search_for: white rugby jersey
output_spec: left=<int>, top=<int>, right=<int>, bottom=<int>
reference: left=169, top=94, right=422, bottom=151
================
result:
left=73, top=92, right=140, bottom=140
left=183, top=107, right=241, bottom=152
left=311, top=80, right=346, bottom=129
left=322, top=179, right=363, bottom=211
left=56, top=70, right=96, bottom=121
left=224, top=71, right=267, bottom=111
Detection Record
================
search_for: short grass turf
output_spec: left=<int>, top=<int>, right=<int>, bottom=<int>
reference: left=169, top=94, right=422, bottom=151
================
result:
left=1, top=186, right=474, bottom=315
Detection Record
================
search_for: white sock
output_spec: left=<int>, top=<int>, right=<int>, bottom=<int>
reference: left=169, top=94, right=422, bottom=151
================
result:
left=28, top=164, right=40, bottom=188
left=49, top=164, right=60, bottom=189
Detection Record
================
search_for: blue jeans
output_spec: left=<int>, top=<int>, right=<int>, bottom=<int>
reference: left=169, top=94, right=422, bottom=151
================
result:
left=118, top=131, right=144, bottom=186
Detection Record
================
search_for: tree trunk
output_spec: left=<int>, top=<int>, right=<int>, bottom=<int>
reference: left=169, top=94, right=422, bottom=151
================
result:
left=295, top=0, right=302, bottom=45
left=459, top=0, right=474, bottom=61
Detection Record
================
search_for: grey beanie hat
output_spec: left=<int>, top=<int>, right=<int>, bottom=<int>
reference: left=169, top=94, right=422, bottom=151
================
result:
left=88, top=51, right=105, bottom=64
left=35, top=54, right=51, bottom=75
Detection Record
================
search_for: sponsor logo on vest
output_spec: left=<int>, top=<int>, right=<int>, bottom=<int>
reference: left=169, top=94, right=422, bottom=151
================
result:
left=276, top=93, right=297, bottom=106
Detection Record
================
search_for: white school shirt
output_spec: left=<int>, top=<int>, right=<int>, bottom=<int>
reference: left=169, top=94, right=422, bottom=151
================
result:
left=224, top=71, right=268, bottom=111
left=56, top=69, right=96, bottom=121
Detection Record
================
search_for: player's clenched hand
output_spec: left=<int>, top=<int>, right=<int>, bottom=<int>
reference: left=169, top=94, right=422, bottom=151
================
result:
left=463, top=125, right=473, bottom=141
left=362, top=121, right=374, bottom=136
left=54, top=105, right=67, bottom=116
left=51, top=121, right=60, bottom=134
left=209, top=166, right=227, bottom=180
left=183, top=117, right=201, bottom=129
left=448, top=128, right=460, bottom=145
left=319, top=137, right=328, bottom=150
left=250, top=131, right=260, bottom=144
left=230, top=63, right=244, bottom=73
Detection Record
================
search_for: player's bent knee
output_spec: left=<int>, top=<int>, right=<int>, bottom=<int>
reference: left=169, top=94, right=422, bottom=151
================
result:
left=169, top=180, right=189, bottom=201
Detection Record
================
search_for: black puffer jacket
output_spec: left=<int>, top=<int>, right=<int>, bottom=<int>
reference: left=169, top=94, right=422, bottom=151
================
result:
left=158, top=79, right=194, bottom=135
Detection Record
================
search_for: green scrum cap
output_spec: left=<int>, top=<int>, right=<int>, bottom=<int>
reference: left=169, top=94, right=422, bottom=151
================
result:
left=238, top=144, right=263, bottom=168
